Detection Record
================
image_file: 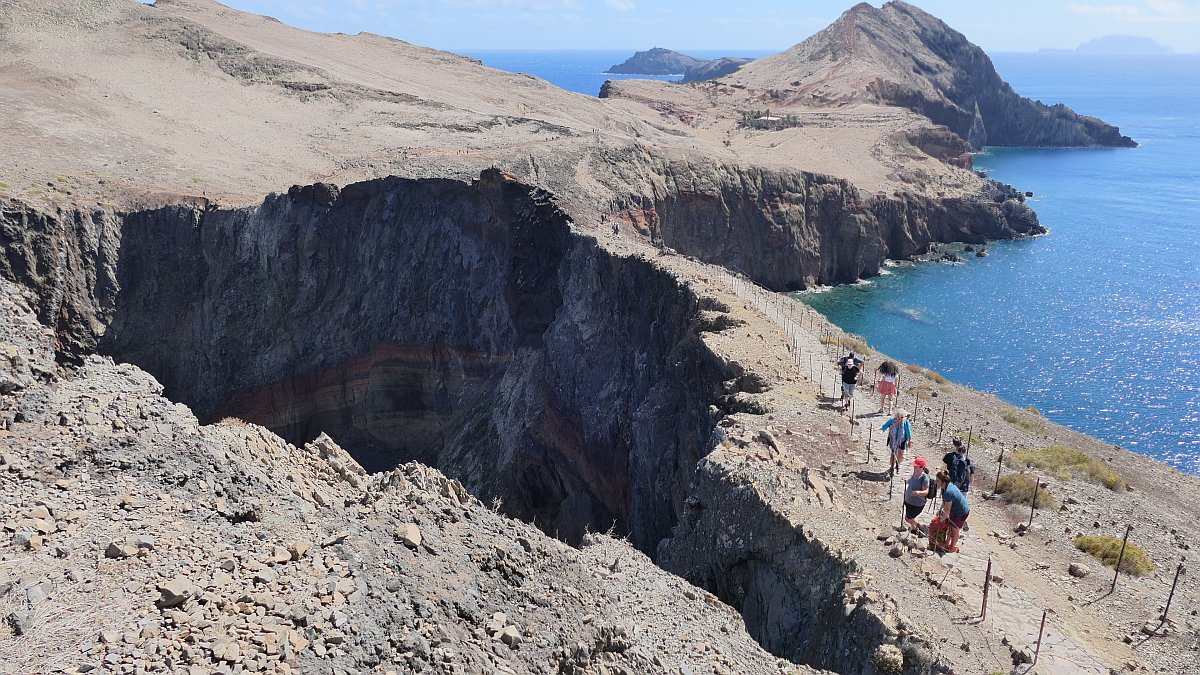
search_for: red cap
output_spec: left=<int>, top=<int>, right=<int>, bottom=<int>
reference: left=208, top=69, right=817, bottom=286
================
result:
left=913, top=457, right=927, bottom=469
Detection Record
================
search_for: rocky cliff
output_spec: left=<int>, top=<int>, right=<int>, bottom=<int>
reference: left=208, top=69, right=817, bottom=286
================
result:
left=724, top=1, right=1137, bottom=149
left=579, top=149, right=1041, bottom=290
left=682, top=56, right=754, bottom=83
left=0, top=172, right=739, bottom=555
left=606, top=48, right=708, bottom=75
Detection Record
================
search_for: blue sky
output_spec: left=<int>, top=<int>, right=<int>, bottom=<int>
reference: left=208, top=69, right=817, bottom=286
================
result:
left=193, top=1, right=1200, bottom=52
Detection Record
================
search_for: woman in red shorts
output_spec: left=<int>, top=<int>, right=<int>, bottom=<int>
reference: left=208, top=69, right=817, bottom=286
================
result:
left=876, top=360, right=899, bottom=413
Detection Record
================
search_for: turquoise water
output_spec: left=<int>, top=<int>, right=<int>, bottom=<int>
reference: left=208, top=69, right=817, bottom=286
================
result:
left=801, top=54, right=1200, bottom=475
left=460, top=49, right=773, bottom=97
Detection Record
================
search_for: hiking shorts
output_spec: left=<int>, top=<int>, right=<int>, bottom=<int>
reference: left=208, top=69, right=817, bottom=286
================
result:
left=904, top=502, right=924, bottom=519
left=948, top=512, right=969, bottom=529
left=842, top=382, right=856, bottom=398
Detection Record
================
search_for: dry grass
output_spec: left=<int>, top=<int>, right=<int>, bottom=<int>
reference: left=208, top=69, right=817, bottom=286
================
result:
left=924, top=369, right=948, bottom=384
left=1075, top=535, right=1156, bottom=576
left=1011, top=445, right=1125, bottom=491
left=995, top=474, right=1056, bottom=509
left=0, top=556, right=138, bottom=673
left=819, top=334, right=872, bottom=355
left=1001, top=409, right=1045, bottom=434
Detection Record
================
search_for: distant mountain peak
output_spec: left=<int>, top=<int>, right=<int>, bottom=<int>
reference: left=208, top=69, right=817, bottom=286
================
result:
left=721, top=1, right=1136, bottom=149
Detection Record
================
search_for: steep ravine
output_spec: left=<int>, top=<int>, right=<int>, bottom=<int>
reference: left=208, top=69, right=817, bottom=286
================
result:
left=1, top=172, right=946, bottom=672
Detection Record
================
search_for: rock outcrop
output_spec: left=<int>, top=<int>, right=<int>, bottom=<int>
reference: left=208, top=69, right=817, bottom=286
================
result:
left=682, top=56, right=754, bottom=83
left=587, top=150, right=1041, bottom=290
left=723, top=1, right=1137, bottom=149
left=606, top=47, right=708, bottom=75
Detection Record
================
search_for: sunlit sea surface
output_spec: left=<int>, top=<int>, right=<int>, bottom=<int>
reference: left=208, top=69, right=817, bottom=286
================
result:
left=468, top=50, right=1200, bottom=476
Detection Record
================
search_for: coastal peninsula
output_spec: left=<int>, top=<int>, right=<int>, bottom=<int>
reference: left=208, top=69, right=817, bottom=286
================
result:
left=0, top=1, right=1194, bottom=673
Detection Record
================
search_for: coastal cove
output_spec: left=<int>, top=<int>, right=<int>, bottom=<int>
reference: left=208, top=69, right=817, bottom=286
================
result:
left=800, top=54, right=1200, bottom=476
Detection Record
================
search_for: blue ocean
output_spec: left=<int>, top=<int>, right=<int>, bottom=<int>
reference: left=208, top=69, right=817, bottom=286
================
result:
left=469, top=50, right=1200, bottom=477
left=461, top=49, right=773, bottom=97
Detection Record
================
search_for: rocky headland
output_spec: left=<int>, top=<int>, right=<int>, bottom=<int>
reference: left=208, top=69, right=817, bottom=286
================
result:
left=605, top=48, right=754, bottom=83
left=2, top=1, right=1197, bottom=674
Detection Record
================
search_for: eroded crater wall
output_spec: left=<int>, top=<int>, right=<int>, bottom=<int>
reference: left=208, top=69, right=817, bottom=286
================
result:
left=1, top=173, right=726, bottom=552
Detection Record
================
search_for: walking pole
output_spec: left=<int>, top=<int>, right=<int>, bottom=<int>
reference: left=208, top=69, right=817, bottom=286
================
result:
left=980, top=556, right=993, bottom=621
left=1162, top=561, right=1185, bottom=621
left=966, top=426, right=973, bottom=452
left=993, top=446, right=1006, bottom=494
left=1111, top=525, right=1133, bottom=593
left=1027, top=477, right=1040, bottom=528
left=1031, top=610, right=1047, bottom=667
left=937, top=403, right=947, bottom=443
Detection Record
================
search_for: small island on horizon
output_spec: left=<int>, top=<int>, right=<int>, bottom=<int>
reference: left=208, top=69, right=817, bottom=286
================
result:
left=1040, top=34, right=1174, bottom=55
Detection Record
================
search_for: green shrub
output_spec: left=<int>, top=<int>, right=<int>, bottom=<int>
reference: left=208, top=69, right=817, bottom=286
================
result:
left=995, top=474, right=1056, bottom=509
left=1074, top=535, right=1155, bottom=576
left=1012, top=445, right=1125, bottom=491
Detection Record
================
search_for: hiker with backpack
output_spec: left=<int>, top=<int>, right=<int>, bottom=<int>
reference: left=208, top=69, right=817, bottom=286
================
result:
left=934, top=469, right=970, bottom=553
left=838, top=352, right=863, bottom=411
left=942, top=438, right=976, bottom=493
left=881, top=409, right=911, bottom=477
left=903, top=457, right=933, bottom=533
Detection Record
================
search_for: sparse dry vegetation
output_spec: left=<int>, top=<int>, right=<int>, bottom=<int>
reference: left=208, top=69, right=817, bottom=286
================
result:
left=819, top=334, right=872, bottom=355
left=1002, top=409, right=1045, bottom=433
left=995, top=473, right=1056, bottom=509
left=1012, top=445, right=1125, bottom=491
left=1075, top=535, right=1155, bottom=576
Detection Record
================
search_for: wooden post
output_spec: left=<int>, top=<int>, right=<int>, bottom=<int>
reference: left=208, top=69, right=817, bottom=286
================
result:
left=899, top=500, right=906, bottom=531
left=866, top=427, right=873, bottom=464
left=1162, top=561, right=1185, bottom=621
left=1028, top=476, right=1040, bottom=528
left=993, top=446, right=1005, bottom=494
left=1031, top=609, right=1047, bottom=667
left=980, top=556, right=993, bottom=621
left=1111, top=524, right=1133, bottom=593
left=937, top=403, right=947, bottom=443
left=913, top=391, right=919, bottom=422
left=966, top=426, right=973, bottom=452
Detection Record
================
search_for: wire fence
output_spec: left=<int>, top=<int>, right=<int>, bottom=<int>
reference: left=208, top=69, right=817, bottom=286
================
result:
left=666, top=254, right=1187, bottom=672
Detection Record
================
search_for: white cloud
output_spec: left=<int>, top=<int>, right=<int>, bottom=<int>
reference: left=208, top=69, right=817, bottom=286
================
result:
left=1066, top=0, right=1200, bottom=21
left=603, top=0, right=636, bottom=11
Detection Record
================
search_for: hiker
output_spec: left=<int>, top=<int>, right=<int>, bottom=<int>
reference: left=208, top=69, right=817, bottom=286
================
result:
left=881, top=409, right=911, bottom=476
left=903, top=457, right=932, bottom=533
left=935, top=469, right=970, bottom=553
left=942, top=438, right=975, bottom=493
left=876, top=360, right=900, bottom=413
left=838, top=352, right=863, bottom=411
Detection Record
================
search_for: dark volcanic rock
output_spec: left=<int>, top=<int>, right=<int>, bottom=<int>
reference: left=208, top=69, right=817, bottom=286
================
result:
left=0, top=171, right=727, bottom=554
left=606, top=47, right=706, bottom=75
left=682, top=57, right=754, bottom=83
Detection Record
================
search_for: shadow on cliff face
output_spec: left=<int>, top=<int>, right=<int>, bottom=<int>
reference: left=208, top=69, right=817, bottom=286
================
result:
left=0, top=174, right=946, bottom=672
left=88, top=171, right=723, bottom=553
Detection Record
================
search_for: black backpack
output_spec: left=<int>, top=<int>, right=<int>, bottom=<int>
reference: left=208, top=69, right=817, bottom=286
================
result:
left=924, top=471, right=937, bottom=510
